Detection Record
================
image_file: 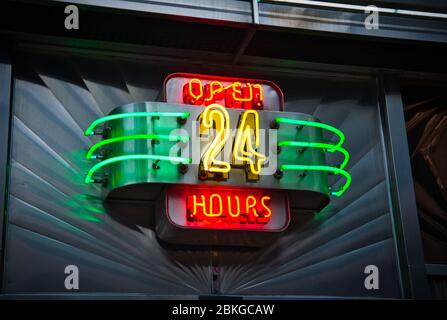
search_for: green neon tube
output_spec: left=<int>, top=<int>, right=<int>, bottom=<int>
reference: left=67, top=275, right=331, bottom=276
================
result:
left=86, top=134, right=190, bottom=160
left=85, top=154, right=192, bottom=184
left=278, top=141, right=350, bottom=170
left=280, top=164, right=352, bottom=197
left=275, top=117, right=345, bottom=147
left=85, top=111, right=191, bottom=136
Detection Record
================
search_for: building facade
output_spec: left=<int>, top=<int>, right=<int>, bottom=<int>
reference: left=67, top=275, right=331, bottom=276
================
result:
left=0, top=0, right=446, bottom=299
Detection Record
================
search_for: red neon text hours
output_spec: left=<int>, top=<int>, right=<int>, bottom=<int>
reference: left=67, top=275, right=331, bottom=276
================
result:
left=186, top=193, right=271, bottom=224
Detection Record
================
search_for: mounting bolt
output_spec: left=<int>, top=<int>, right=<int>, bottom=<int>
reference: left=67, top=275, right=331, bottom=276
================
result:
left=186, top=208, right=194, bottom=221
left=299, top=171, right=307, bottom=178
left=103, top=127, right=112, bottom=138
left=270, top=120, right=279, bottom=130
left=152, top=160, right=160, bottom=170
left=93, top=153, right=106, bottom=160
left=214, top=172, right=224, bottom=181
left=277, top=146, right=282, bottom=154
left=199, top=170, right=208, bottom=181
left=93, top=176, right=108, bottom=187
left=298, top=147, right=308, bottom=154
left=151, top=139, right=160, bottom=146
left=273, top=169, right=283, bottom=180
left=178, top=163, right=188, bottom=174
left=177, top=116, right=187, bottom=126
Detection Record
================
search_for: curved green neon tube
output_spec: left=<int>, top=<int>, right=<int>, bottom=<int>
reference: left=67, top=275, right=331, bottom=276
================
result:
left=278, top=141, right=350, bottom=170
left=275, top=117, right=345, bottom=147
left=85, top=154, right=192, bottom=184
left=85, top=111, right=191, bottom=136
left=86, top=134, right=190, bottom=160
left=280, top=164, right=352, bottom=197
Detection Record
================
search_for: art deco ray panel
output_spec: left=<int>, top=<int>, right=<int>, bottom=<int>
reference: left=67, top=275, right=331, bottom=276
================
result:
left=3, top=52, right=401, bottom=298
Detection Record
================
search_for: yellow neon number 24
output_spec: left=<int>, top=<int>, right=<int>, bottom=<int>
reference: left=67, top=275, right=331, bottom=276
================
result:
left=200, top=104, right=231, bottom=174
left=200, top=104, right=266, bottom=179
left=233, top=110, right=266, bottom=176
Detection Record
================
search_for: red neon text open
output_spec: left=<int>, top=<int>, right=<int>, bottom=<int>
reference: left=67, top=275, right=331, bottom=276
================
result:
left=183, top=78, right=263, bottom=109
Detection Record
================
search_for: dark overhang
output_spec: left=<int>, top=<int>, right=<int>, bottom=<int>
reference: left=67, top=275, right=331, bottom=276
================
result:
left=0, top=0, right=446, bottom=73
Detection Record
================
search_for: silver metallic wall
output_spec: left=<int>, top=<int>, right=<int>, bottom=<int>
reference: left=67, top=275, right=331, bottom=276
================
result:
left=2, top=50, right=402, bottom=298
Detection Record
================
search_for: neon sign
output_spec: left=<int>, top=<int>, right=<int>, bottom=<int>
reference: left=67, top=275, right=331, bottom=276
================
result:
left=165, top=186, right=289, bottom=234
left=82, top=73, right=352, bottom=246
left=198, top=104, right=266, bottom=181
left=199, top=104, right=231, bottom=176
left=186, top=193, right=272, bottom=224
left=233, top=109, right=266, bottom=177
left=164, top=73, right=284, bottom=111
left=274, top=117, right=351, bottom=196
left=183, top=78, right=264, bottom=109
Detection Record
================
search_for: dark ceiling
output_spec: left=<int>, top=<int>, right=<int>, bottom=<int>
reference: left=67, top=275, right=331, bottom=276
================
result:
left=1, top=0, right=447, bottom=73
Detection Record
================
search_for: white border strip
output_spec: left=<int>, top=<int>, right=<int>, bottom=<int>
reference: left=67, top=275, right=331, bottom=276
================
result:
left=270, top=0, right=447, bottom=19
